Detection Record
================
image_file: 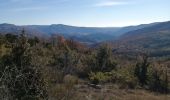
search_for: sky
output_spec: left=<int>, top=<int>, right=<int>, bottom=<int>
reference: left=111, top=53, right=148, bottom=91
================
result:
left=0, top=0, right=170, bottom=27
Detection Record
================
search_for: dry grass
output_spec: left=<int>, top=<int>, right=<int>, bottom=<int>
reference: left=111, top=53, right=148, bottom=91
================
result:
left=73, top=84, right=170, bottom=100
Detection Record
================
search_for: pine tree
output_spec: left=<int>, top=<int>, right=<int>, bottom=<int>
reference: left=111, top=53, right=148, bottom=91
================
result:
left=134, top=55, right=150, bottom=87
left=96, top=43, right=116, bottom=72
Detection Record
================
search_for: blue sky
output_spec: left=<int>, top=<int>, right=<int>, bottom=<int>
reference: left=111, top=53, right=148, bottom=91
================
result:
left=0, top=0, right=170, bottom=27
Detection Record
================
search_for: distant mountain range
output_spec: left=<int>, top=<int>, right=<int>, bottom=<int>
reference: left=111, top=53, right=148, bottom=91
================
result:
left=1, top=21, right=170, bottom=57
left=0, top=21, right=161, bottom=44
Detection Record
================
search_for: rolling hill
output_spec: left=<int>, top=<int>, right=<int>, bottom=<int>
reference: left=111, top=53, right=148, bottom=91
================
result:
left=0, top=22, right=160, bottom=44
left=116, top=21, right=170, bottom=57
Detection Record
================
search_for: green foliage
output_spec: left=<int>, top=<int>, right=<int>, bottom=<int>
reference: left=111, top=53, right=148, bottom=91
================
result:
left=51, top=46, right=80, bottom=75
left=0, top=32, right=48, bottom=100
left=89, top=66, right=138, bottom=89
left=85, top=43, right=117, bottom=74
left=5, top=34, right=18, bottom=44
left=89, top=72, right=112, bottom=84
left=1, top=32, right=170, bottom=100
left=112, top=67, right=138, bottom=89
left=95, top=44, right=117, bottom=72
left=134, top=55, right=150, bottom=86
left=148, top=65, right=170, bottom=93
left=28, top=36, right=40, bottom=47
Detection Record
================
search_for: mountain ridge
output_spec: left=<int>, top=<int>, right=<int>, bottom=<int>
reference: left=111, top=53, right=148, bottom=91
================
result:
left=0, top=21, right=169, bottom=44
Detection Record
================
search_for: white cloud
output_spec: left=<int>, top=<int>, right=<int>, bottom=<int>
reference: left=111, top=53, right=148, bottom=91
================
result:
left=94, top=0, right=131, bottom=7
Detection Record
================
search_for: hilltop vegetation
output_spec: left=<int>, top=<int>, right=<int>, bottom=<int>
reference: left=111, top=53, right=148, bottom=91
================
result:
left=0, top=31, right=170, bottom=100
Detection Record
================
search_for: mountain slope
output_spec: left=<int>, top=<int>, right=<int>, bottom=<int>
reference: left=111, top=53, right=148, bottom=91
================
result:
left=0, top=23, right=48, bottom=37
left=116, top=21, right=170, bottom=57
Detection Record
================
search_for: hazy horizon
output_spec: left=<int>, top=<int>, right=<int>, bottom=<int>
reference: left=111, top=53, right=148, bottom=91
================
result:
left=1, top=20, right=169, bottom=28
left=0, top=0, right=170, bottom=27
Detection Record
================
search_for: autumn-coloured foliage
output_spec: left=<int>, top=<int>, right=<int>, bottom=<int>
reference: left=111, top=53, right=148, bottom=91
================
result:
left=0, top=32, right=169, bottom=100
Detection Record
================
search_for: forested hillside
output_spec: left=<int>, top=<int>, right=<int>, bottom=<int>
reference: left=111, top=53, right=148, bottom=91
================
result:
left=113, top=21, right=170, bottom=58
left=0, top=31, right=170, bottom=100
